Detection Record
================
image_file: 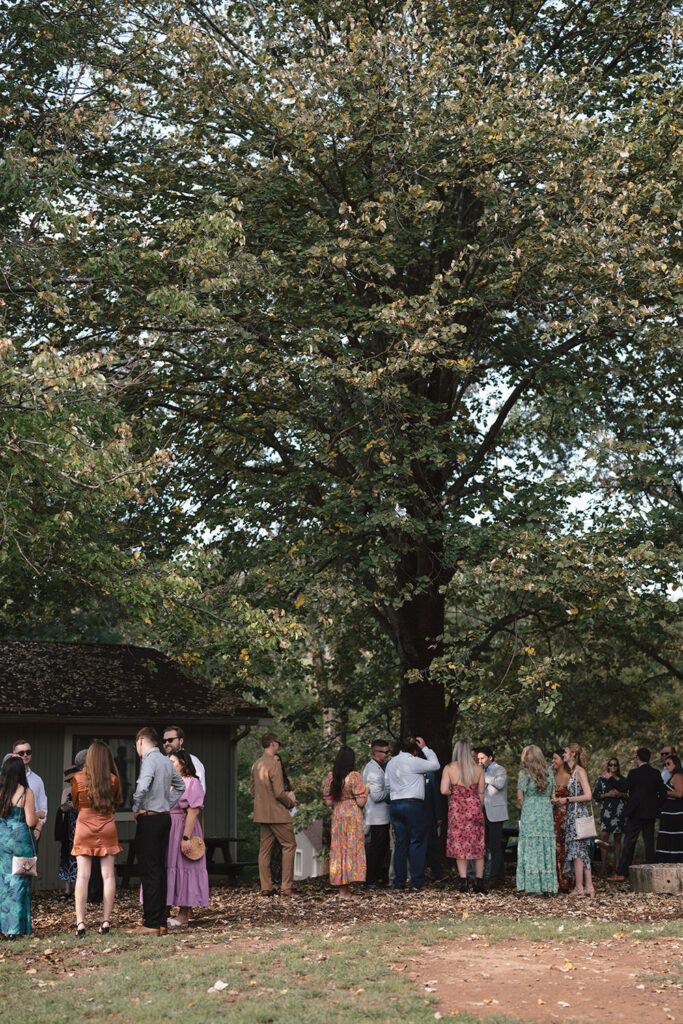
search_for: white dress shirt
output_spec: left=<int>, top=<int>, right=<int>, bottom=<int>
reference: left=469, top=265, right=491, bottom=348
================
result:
left=190, top=753, right=206, bottom=794
left=26, top=767, right=48, bottom=822
left=385, top=747, right=439, bottom=801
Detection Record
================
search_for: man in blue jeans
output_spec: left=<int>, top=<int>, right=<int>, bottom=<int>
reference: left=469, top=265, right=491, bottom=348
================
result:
left=385, top=736, right=440, bottom=890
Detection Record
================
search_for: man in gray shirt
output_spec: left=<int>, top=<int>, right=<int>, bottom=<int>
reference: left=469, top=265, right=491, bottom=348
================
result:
left=126, top=726, right=184, bottom=935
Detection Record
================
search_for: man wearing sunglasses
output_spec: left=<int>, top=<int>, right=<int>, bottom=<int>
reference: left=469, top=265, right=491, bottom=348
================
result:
left=13, top=739, right=47, bottom=843
left=661, top=745, right=677, bottom=785
left=161, top=726, right=206, bottom=793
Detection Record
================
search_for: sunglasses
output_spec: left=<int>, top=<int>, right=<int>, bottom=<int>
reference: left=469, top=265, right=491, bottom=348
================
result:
left=16, top=749, right=32, bottom=756
left=162, top=738, right=177, bottom=745
left=607, top=762, right=618, bottom=767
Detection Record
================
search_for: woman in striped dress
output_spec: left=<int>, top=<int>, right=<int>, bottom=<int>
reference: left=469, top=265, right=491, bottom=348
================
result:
left=656, top=755, right=683, bottom=862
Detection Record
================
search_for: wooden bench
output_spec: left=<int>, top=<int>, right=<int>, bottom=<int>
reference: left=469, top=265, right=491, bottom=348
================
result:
left=116, top=837, right=256, bottom=887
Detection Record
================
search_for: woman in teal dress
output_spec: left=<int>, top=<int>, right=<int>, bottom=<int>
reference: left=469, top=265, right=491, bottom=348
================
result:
left=516, top=745, right=558, bottom=894
left=0, top=754, right=38, bottom=937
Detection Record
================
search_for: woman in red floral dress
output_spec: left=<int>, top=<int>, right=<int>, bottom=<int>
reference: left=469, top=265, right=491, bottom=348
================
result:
left=323, top=746, right=368, bottom=898
left=551, top=751, right=572, bottom=892
left=441, top=740, right=486, bottom=894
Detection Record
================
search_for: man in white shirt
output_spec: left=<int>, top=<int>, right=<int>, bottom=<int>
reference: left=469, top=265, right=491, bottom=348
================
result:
left=385, top=736, right=439, bottom=891
left=477, top=746, right=508, bottom=885
left=162, top=725, right=206, bottom=792
left=362, top=738, right=391, bottom=888
left=13, top=739, right=47, bottom=843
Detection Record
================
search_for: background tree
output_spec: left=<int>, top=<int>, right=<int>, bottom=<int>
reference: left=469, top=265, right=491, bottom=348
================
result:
left=3, top=1, right=681, bottom=762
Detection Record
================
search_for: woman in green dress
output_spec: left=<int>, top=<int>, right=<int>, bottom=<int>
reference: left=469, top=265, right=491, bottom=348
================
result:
left=516, top=745, right=558, bottom=894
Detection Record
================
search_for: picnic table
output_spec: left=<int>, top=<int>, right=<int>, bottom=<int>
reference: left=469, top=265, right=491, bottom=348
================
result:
left=116, top=836, right=256, bottom=887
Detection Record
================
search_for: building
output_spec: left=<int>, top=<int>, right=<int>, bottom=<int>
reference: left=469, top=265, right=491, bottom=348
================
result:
left=0, top=640, right=267, bottom=890
left=294, top=819, right=328, bottom=880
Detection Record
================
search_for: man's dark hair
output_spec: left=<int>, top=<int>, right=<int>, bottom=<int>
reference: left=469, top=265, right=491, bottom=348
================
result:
left=12, top=739, right=30, bottom=752
left=636, top=747, right=651, bottom=763
left=398, top=736, right=418, bottom=754
left=371, top=738, right=390, bottom=750
left=136, top=726, right=158, bottom=745
left=261, top=732, right=279, bottom=748
left=162, top=725, right=185, bottom=741
left=477, top=746, right=494, bottom=759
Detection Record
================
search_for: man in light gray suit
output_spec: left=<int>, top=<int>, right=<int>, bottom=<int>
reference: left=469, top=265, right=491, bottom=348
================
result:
left=477, top=746, right=508, bottom=885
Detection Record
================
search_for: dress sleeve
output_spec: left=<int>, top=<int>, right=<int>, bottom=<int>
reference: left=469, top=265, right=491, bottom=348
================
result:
left=186, top=777, right=204, bottom=809
left=517, top=769, right=528, bottom=793
left=350, top=771, right=366, bottom=800
left=71, top=777, right=79, bottom=809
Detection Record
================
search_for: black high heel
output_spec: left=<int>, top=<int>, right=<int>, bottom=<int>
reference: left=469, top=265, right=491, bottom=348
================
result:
left=76, top=922, right=86, bottom=938
left=99, top=922, right=110, bottom=935
left=459, top=877, right=469, bottom=893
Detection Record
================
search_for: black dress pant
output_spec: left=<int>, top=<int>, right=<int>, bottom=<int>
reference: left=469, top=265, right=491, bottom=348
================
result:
left=484, top=816, right=505, bottom=881
left=136, top=812, right=171, bottom=928
left=618, top=815, right=656, bottom=875
left=365, top=823, right=390, bottom=885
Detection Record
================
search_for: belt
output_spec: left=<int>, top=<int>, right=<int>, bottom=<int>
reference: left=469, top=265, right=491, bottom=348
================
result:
left=137, top=810, right=167, bottom=816
left=391, top=797, right=422, bottom=802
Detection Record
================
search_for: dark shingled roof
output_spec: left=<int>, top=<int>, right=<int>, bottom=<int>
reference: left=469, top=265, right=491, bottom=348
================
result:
left=0, top=641, right=267, bottom=720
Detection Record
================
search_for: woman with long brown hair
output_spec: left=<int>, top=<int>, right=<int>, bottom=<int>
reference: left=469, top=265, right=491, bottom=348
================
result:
left=0, top=754, right=38, bottom=937
left=555, top=742, right=594, bottom=896
left=516, top=746, right=557, bottom=894
left=322, top=746, right=368, bottom=898
left=72, top=740, right=123, bottom=935
left=441, top=740, right=486, bottom=894
left=551, top=751, right=572, bottom=892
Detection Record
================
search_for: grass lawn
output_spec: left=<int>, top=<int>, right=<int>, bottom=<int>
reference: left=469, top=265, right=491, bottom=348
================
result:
left=3, top=911, right=681, bottom=1023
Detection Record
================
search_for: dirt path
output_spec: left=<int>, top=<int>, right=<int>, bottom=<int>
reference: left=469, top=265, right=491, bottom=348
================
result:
left=414, top=935, right=683, bottom=1023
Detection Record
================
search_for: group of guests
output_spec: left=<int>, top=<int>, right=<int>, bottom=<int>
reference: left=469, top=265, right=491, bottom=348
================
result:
left=0, top=727, right=209, bottom=938
left=321, top=738, right=683, bottom=899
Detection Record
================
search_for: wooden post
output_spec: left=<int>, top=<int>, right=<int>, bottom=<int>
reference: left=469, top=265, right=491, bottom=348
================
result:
left=629, top=863, right=683, bottom=893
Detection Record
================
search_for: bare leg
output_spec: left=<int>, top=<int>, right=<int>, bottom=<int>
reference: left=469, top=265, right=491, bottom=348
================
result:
left=456, top=858, right=468, bottom=878
left=614, top=833, right=623, bottom=870
left=570, top=858, right=584, bottom=894
left=100, top=854, right=116, bottom=925
left=75, top=855, right=92, bottom=926
left=600, top=831, right=609, bottom=876
left=473, top=856, right=484, bottom=879
left=583, top=865, right=594, bottom=895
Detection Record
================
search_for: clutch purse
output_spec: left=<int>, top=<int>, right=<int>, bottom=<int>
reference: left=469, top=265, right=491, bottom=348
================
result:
left=182, top=836, right=206, bottom=861
left=12, top=855, right=38, bottom=876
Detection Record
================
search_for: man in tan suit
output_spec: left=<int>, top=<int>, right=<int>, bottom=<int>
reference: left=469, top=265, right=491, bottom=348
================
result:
left=250, top=732, right=298, bottom=896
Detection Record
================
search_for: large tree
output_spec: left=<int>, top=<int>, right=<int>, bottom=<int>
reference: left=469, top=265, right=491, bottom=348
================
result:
left=4, top=1, right=681, bottom=756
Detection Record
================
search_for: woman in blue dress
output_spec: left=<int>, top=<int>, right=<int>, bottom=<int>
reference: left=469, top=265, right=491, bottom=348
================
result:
left=516, top=745, right=558, bottom=894
left=0, top=754, right=38, bottom=937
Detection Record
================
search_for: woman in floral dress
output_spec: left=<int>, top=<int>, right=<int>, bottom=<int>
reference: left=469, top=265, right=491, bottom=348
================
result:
left=516, top=746, right=558, bottom=894
left=551, top=751, right=572, bottom=892
left=557, top=742, right=595, bottom=896
left=441, top=740, right=486, bottom=894
left=322, top=746, right=368, bottom=898
left=592, top=757, right=627, bottom=875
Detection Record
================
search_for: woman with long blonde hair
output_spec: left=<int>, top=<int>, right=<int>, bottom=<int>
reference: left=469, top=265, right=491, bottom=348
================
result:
left=441, top=740, right=486, bottom=893
left=516, top=746, right=558, bottom=894
left=72, top=740, right=123, bottom=935
left=555, top=742, right=594, bottom=896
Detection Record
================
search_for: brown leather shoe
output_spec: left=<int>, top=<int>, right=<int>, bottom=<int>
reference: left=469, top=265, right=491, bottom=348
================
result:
left=158, top=925, right=168, bottom=935
left=607, top=874, right=626, bottom=881
left=279, top=888, right=300, bottom=896
left=260, top=889, right=277, bottom=896
left=125, top=925, right=161, bottom=935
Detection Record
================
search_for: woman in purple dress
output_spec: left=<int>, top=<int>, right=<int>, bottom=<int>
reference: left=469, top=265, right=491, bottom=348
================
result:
left=166, top=749, right=209, bottom=927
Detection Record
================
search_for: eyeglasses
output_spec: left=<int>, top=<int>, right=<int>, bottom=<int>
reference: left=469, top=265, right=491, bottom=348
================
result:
left=162, top=737, right=177, bottom=745
left=15, top=749, right=32, bottom=756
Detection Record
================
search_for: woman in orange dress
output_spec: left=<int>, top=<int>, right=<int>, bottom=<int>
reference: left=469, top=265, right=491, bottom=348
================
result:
left=322, top=746, right=368, bottom=898
left=72, top=740, right=122, bottom=936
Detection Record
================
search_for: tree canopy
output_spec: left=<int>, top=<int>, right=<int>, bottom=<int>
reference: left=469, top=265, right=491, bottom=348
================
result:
left=2, top=0, right=681, bottom=760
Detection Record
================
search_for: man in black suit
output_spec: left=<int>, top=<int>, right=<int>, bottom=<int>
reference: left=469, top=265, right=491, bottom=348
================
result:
left=610, top=747, right=667, bottom=880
